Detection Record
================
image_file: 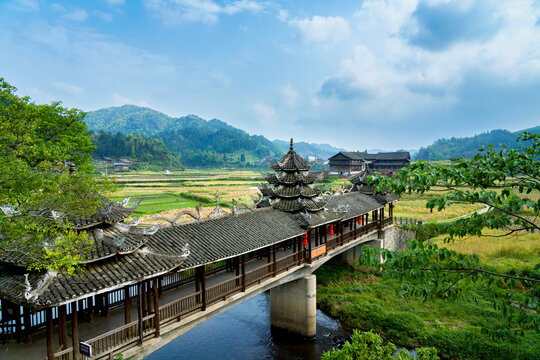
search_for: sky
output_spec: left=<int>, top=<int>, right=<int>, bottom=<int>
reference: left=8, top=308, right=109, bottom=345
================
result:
left=1, top=0, right=539, bottom=151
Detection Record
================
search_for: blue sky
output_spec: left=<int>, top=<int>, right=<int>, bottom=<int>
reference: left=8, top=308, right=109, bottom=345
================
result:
left=1, top=0, right=539, bottom=150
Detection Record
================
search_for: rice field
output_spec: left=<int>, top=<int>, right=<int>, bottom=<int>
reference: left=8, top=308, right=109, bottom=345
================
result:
left=107, top=169, right=264, bottom=222
left=432, top=229, right=540, bottom=275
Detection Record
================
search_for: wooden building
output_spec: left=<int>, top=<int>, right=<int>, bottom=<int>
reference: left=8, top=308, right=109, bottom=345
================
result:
left=0, top=140, right=398, bottom=359
left=328, top=151, right=410, bottom=176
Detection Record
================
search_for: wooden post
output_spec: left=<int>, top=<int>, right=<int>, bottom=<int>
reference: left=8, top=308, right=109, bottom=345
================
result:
left=15, top=305, right=22, bottom=343
left=153, top=280, right=160, bottom=337
left=147, top=281, right=153, bottom=315
left=46, top=307, right=54, bottom=360
left=158, top=276, right=163, bottom=297
left=235, top=257, right=240, bottom=286
left=137, top=283, right=143, bottom=345
left=103, top=292, right=110, bottom=317
left=273, top=244, right=277, bottom=276
left=241, top=255, right=246, bottom=291
left=324, top=225, right=328, bottom=244
left=58, top=304, right=67, bottom=348
left=201, top=266, right=207, bottom=311
left=124, top=286, right=131, bottom=325
left=314, top=227, right=319, bottom=247
left=142, top=282, right=148, bottom=317
left=23, top=307, right=32, bottom=344
left=308, top=230, right=312, bottom=264
left=89, top=296, right=95, bottom=323
left=72, top=302, right=80, bottom=360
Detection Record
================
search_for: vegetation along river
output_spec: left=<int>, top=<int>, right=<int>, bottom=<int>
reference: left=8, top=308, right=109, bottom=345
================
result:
left=145, top=292, right=350, bottom=360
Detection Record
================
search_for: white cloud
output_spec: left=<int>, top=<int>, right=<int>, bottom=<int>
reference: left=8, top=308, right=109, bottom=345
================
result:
left=144, top=0, right=264, bottom=25
left=291, top=15, right=350, bottom=44
left=280, top=83, right=299, bottom=108
left=209, top=70, right=231, bottom=87
left=252, top=103, right=275, bottom=124
left=277, top=9, right=288, bottom=22
left=12, top=0, right=39, bottom=11
left=52, top=82, right=84, bottom=95
left=95, top=11, right=114, bottom=22
left=111, top=93, right=149, bottom=107
left=62, top=9, right=88, bottom=22
left=314, top=0, right=540, bottom=120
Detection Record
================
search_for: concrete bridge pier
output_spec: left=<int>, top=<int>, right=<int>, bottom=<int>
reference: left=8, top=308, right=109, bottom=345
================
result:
left=270, top=275, right=316, bottom=337
left=341, top=238, right=384, bottom=267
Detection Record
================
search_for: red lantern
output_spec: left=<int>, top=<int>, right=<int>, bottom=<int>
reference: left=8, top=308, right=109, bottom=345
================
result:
left=303, top=233, right=308, bottom=247
left=358, top=217, right=362, bottom=225
left=329, top=223, right=334, bottom=236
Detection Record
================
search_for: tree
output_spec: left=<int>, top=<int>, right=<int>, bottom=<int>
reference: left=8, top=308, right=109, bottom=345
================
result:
left=322, top=330, right=439, bottom=360
left=362, top=132, right=539, bottom=337
left=0, top=78, right=114, bottom=272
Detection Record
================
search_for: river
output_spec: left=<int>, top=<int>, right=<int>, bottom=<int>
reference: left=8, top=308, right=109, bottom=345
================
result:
left=145, top=292, right=350, bottom=360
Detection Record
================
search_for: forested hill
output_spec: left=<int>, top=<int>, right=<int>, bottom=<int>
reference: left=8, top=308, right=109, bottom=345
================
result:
left=84, top=105, right=237, bottom=136
left=84, top=105, right=345, bottom=167
left=90, top=131, right=182, bottom=168
left=415, top=126, right=540, bottom=160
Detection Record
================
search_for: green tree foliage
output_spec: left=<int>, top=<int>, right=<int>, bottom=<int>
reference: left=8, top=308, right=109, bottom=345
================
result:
left=415, top=128, right=540, bottom=161
left=90, top=130, right=182, bottom=168
left=322, top=330, right=439, bottom=360
left=363, top=132, right=540, bottom=337
left=0, top=78, right=114, bottom=272
left=157, top=127, right=278, bottom=166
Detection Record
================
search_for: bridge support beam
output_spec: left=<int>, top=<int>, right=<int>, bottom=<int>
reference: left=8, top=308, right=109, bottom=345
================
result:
left=270, top=275, right=316, bottom=337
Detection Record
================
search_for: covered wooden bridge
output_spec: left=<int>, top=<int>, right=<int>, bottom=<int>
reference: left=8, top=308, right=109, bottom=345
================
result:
left=0, top=141, right=397, bottom=359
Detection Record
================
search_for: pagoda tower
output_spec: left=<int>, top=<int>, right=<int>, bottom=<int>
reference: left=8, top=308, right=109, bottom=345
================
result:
left=260, top=139, right=326, bottom=214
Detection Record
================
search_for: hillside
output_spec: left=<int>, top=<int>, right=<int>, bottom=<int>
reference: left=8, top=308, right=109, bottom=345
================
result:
left=84, top=105, right=346, bottom=166
left=415, top=127, right=540, bottom=160
left=90, top=131, right=182, bottom=169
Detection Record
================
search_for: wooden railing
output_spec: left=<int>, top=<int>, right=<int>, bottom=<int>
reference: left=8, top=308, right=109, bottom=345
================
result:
left=84, top=320, right=139, bottom=359
left=206, top=276, right=242, bottom=305
left=50, top=346, right=73, bottom=360
left=275, top=252, right=300, bottom=274
left=245, top=263, right=273, bottom=286
left=159, top=291, right=202, bottom=326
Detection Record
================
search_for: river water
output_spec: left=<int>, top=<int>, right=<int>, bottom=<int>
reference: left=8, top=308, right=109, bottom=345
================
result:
left=145, top=292, right=350, bottom=360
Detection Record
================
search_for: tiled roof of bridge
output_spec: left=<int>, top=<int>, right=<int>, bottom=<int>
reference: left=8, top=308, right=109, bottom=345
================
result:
left=0, top=191, right=388, bottom=308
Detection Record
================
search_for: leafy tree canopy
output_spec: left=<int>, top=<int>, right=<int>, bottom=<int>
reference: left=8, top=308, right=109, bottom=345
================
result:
left=362, top=132, right=540, bottom=338
left=0, top=78, right=114, bottom=272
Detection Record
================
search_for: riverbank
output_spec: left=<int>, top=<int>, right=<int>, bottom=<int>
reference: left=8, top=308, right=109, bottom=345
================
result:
left=315, top=264, right=540, bottom=360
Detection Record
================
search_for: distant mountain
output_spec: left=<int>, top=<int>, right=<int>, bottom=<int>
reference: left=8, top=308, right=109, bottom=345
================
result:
left=84, top=105, right=283, bottom=166
left=415, top=127, right=539, bottom=161
left=273, top=140, right=346, bottom=159
left=85, top=105, right=236, bottom=136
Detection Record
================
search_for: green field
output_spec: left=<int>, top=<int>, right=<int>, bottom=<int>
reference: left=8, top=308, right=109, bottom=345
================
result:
left=107, top=169, right=264, bottom=222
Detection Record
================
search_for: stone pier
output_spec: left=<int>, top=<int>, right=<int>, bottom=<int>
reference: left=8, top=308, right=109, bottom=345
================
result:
left=270, top=275, right=317, bottom=337
left=340, top=238, right=384, bottom=266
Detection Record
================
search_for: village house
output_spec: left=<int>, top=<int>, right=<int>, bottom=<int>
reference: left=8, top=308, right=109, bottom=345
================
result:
left=328, top=151, right=410, bottom=176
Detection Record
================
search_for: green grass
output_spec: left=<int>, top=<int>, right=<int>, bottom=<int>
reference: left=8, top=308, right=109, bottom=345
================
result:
left=316, top=264, right=540, bottom=360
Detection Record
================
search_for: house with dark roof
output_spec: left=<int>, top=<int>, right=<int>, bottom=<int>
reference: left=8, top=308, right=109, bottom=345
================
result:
left=328, top=151, right=410, bottom=176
